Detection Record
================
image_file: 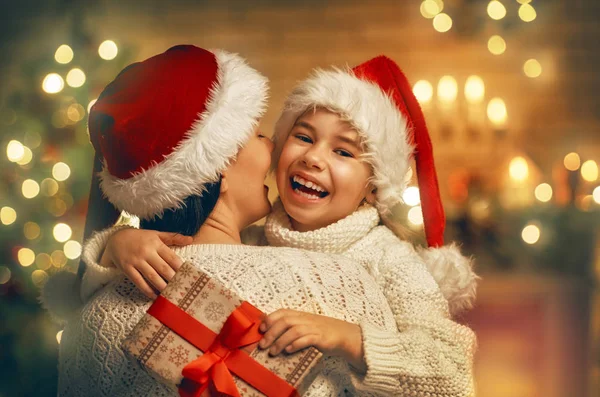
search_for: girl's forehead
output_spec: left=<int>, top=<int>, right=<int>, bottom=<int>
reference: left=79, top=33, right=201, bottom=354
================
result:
left=297, top=107, right=357, bottom=135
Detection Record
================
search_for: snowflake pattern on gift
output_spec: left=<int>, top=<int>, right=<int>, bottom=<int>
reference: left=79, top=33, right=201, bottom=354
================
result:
left=219, top=288, right=233, bottom=300
left=158, top=343, right=169, bottom=353
left=176, top=264, right=194, bottom=279
left=200, top=291, right=209, bottom=300
left=204, top=302, right=225, bottom=322
left=166, top=334, right=176, bottom=344
left=206, top=282, right=216, bottom=290
left=136, top=316, right=153, bottom=333
left=168, top=345, right=190, bottom=367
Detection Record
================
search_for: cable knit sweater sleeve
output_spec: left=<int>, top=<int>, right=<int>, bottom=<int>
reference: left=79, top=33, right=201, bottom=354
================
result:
left=349, top=239, right=477, bottom=396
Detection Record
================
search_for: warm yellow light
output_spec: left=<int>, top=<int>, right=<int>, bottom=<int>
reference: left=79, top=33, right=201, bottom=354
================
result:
left=56, top=330, right=63, bottom=344
left=403, top=187, right=421, bottom=207
left=22, top=179, right=40, bottom=199
left=52, top=162, right=71, bottom=181
left=534, top=183, right=553, bottom=202
left=413, top=80, right=433, bottom=103
left=487, top=1, right=507, bottom=20
left=66, top=68, right=86, bottom=88
left=433, top=13, right=453, bottom=33
left=581, top=160, right=598, bottom=182
left=464, top=75, right=485, bottom=103
left=42, top=73, right=64, bottom=94
left=487, top=97, right=507, bottom=126
left=18, top=248, right=35, bottom=267
left=563, top=152, right=581, bottom=171
left=1, top=207, right=17, bottom=225
left=408, top=206, right=424, bottom=226
left=24, top=222, right=41, bottom=240
left=593, top=186, right=600, bottom=204
left=517, top=0, right=531, bottom=3
left=438, top=76, right=458, bottom=102
left=41, top=178, right=59, bottom=197
left=53, top=223, right=72, bottom=243
left=522, top=224, right=540, bottom=244
left=420, top=0, right=441, bottom=18
left=64, top=240, right=82, bottom=260
left=16, top=146, right=33, bottom=166
left=0, top=266, right=11, bottom=285
left=488, top=35, right=507, bottom=55
left=87, top=99, right=98, bottom=113
left=509, top=156, right=529, bottom=181
left=7, top=140, right=25, bottom=162
left=518, top=4, right=537, bottom=22
left=47, top=198, right=68, bottom=217
left=579, top=195, right=594, bottom=212
left=55, top=45, right=74, bottom=64
left=98, top=40, right=118, bottom=60
left=523, top=59, right=542, bottom=78
left=36, top=253, right=52, bottom=271
left=67, top=103, right=85, bottom=122
left=51, top=250, right=68, bottom=268
left=31, top=269, right=49, bottom=287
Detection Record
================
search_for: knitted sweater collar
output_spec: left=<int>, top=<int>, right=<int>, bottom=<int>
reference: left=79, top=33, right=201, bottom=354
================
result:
left=265, top=199, right=380, bottom=253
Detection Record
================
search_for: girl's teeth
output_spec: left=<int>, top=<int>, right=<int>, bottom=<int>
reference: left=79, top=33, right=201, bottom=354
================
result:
left=306, top=181, right=314, bottom=188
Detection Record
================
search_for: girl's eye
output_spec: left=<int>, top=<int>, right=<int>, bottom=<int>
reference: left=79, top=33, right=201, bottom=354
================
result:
left=258, top=134, right=266, bottom=138
left=295, top=134, right=313, bottom=144
left=334, top=149, right=354, bottom=158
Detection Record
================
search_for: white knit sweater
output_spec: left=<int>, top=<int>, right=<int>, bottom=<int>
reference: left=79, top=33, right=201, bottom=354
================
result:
left=57, top=242, right=399, bottom=396
left=50, top=203, right=477, bottom=396
left=263, top=202, right=477, bottom=396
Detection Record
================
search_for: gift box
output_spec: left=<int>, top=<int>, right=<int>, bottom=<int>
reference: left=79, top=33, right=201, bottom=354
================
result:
left=123, top=261, right=323, bottom=397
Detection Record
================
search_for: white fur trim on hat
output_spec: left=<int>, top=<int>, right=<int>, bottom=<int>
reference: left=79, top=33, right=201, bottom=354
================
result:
left=272, top=68, right=413, bottom=215
left=100, top=50, right=269, bottom=220
left=417, top=243, right=479, bottom=315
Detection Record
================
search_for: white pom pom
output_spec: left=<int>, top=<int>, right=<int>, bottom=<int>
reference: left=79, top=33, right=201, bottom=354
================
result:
left=418, top=243, right=480, bottom=315
left=38, top=271, right=83, bottom=324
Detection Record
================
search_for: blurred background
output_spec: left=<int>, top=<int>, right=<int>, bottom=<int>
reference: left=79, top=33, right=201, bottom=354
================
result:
left=0, top=0, right=599, bottom=396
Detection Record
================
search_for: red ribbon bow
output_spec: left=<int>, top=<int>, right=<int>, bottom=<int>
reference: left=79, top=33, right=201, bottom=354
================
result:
left=147, top=296, right=299, bottom=397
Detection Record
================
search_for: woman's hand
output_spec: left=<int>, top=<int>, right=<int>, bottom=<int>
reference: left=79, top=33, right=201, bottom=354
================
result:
left=99, top=228, right=193, bottom=299
left=258, top=309, right=367, bottom=373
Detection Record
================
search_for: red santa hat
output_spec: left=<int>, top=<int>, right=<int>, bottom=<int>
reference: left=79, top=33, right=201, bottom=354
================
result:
left=272, top=56, right=477, bottom=313
left=88, top=45, right=268, bottom=220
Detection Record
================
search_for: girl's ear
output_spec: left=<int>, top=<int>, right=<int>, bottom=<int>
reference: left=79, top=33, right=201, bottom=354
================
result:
left=365, top=185, right=377, bottom=205
left=220, top=173, right=229, bottom=193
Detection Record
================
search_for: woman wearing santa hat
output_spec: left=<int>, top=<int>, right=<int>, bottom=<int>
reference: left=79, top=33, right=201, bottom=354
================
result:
left=42, top=45, right=404, bottom=396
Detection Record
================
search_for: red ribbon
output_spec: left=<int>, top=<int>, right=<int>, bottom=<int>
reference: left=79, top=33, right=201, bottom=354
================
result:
left=147, top=296, right=299, bottom=397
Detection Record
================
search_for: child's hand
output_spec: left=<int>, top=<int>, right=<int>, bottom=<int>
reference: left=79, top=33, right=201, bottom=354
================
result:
left=258, top=309, right=366, bottom=373
left=100, top=228, right=193, bottom=299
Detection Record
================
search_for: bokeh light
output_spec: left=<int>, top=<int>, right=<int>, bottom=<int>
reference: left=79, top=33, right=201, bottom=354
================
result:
left=31, top=269, right=49, bottom=287
left=433, top=13, right=452, bottom=32
left=0, top=266, right=11, bottom=285
left=7, top=140, right=25, bottom=162
left=522, top=224, right=541, bottom=244
left=18, top=248, right=35, bottom=267
left=408, top=206, right=424, bottom=226
left=438, top=76, right=458, bottom=102
left=509, top=157, right=529, bottom=181
left=64, top=240, right=82, bottom=260
left=413, top=80, right=434, bottom=103
left=534, top=183, right=553, bottom=203
left=1, top=207, right=17, bottom=225
left=487, top=1, right=507, bottom=20
left=403, top=187, right=421, bottom=207
left=488, top=35, right=507, bottom=55
left=524, top=59, right=542, bottom=78
left=36, top=253, right=52, bottom=271
left=41, top=178, right=60, bottom=196
left=42, top=73, right=64, bottom=94
left=465, top=75, right=485, bottom=103
left=53, top=223, right=72, bottom=243
left=519, top=4, right=537, bottom=22
left=581, top=160, right=598, bottom=182
left=51, top=250, right=68, bottom=268
left=66, top=68, right=86, bottom=88
left=563, top=152, right=581, bottom=171
left=487, top=98, right=508, bottom=126
left=52, top=162, right=71, bottom=181
left=98, top=40, right=118, bottom=60
left=54, top=45, right=74, bottom=64
left=22, top=179, right=40, bottom=199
